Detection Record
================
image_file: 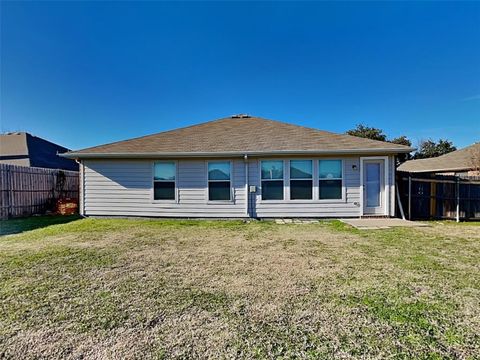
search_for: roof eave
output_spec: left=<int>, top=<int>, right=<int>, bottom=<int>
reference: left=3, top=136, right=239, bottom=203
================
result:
left=398, top=166, right=473, bottom=173
left=61, top=147, right=414, bottom=159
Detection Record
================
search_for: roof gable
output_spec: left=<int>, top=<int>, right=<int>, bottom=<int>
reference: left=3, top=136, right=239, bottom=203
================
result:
left=65, top=116, right=413, bottom=158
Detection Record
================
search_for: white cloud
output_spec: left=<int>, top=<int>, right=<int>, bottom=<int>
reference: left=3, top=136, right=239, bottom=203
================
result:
left=462, top=94, right=480, bottom=101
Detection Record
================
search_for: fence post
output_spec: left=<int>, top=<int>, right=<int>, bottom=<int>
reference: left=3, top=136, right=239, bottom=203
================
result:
left=396, top=182, right=406, bottom=220
left=408, top=175, right=412, bottom=220
left=456, top=177, right=460, bottom=223
left=430, top=181, right=436, bottom=218
left=7, top=166, right=12, bottom=218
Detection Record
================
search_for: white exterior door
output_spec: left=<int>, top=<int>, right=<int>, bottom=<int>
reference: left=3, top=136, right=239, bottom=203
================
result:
left=362, top=159, right=385, bottom=215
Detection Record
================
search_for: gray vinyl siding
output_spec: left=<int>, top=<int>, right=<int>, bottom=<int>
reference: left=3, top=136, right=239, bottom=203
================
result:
left=81, top=156, right=395, bottom=218
left=83, top=159, right=247, bottom=217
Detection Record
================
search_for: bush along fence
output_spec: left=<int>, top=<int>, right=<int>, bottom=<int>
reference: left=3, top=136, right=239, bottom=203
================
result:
left=0, top=164, right=79, bottom=219
left=397, top=173, right=480, bottom=221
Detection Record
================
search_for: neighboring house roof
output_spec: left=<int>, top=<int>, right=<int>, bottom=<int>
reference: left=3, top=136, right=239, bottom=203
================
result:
left=398, top=143, right=480, bottom=173
left=0, top=132, right=79, bottom=171
left=63, top=115, right=413, bottom=159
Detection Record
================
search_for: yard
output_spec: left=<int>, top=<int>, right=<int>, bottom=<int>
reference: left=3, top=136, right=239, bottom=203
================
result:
left=0, top=217, right=479, bottom=359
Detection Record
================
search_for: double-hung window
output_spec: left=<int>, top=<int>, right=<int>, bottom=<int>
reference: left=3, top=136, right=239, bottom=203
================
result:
left=261, top=160, right=284, bottom=200
left=154, top=161, right=176, bottom=200
left=290, top=160, right=313, bottom=200
left=208, top=162, right=231, bottom=201
left=318, top=160, right=343, bottom=200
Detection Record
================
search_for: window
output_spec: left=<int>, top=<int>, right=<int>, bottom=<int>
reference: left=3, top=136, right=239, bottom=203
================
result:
left=290, top=160, right=313, bottom=199
left=154, top=162, right=176, bottom=200
left=319, top=160, right=343, bottom=200
left=208, top=162, right=231, bottom=201
left=261, top=160, right=284, bottom=200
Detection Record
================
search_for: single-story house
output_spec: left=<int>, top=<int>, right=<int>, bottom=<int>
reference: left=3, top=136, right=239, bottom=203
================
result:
left=0, top=132, right=78, bottom=171
left=398, top=142, right=480, bottom=176
left=62, top=115, right=413, bottom=218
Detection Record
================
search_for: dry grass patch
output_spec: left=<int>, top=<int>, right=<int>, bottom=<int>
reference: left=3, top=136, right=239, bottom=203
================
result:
left=1, top=217, right=479, bottom=359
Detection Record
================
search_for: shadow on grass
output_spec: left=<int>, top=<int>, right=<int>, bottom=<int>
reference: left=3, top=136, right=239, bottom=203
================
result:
left=0, top=215, right=82, bottom=236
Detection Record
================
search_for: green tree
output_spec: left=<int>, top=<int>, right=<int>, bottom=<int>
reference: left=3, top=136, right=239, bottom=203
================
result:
left=414, top=139, right=456, bottom=159
left=390, top=136, right=412, bottom=147
left=346, top=124, right=387, bottom=142
left=391, top=136, right=413, bottom=163
left=346, top=124, right=414, bottom=164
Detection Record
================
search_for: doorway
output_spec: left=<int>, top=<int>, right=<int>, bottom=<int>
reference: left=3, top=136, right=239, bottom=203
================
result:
left=362, top=158, right=386, bottom=215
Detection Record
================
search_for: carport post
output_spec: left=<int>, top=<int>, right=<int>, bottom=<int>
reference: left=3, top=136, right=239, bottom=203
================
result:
left=408, top=175, right=412, bottom=220
left=456, top=177, right=460, bottom=223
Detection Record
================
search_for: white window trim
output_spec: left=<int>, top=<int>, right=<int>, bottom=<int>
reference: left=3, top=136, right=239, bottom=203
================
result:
left=259, top=158, right=347, bottom=204
left=359, top=156, right=390, bottom=216
left=151, top=160, right=178, bottom=203
left=289, top=159, right=314, bottom=201
left=259, top=159, right=286, bottom=202
left=206, top=160, right=234, bottom=203
left=318, top=158, right=346, bottom=202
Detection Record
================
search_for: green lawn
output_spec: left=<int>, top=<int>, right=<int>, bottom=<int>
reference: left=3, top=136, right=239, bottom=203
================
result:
left=0, top=217, right=479, bottom=359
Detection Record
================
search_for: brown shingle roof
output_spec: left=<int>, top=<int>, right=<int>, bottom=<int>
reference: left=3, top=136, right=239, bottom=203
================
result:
left=398, top=143, right=480, bottom=173
left=64, top=116, right=413, bottom=158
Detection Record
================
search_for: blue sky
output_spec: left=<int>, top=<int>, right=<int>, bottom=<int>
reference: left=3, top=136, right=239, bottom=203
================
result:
left=1, top=1, right=479, bottom=150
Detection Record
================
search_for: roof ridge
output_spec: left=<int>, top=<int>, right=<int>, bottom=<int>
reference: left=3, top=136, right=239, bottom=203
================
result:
left=65, top=115, right=414, bottom=157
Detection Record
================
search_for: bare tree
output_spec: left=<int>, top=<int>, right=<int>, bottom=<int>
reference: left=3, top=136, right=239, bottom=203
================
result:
left=469, top=144, right=480, bottom=174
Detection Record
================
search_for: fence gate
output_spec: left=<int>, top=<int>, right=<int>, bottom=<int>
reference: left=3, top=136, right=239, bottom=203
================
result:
left=397, top=173, right=480, bottom=221
left=0, top=164, right=79, bottom=219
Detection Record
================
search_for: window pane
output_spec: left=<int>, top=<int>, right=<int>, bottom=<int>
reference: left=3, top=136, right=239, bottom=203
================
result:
left=319, top=160, right=342, bottom=179
left=208, top=162, right=231, bottom=180
left=262, top=180, right=284, bottom=200
left=261, top=161, right=283, bottom=180
left=209, top=181, right=230, bottom=200
left=154, top=182, right=175, bottom=200
left=290, top=160, right=312, bottom=179
left=366, top=163, right=380, bottom=181
left=366, top=163, right=381, bottom=207
left=290, top=180, right=312, bottom=200
left=154, top=162, right=176, bottom=180
left=319, top=180, right=342, bottom=199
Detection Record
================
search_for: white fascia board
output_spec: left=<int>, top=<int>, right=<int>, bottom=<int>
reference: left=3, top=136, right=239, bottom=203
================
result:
left=61, top=147, right=415, bottom=159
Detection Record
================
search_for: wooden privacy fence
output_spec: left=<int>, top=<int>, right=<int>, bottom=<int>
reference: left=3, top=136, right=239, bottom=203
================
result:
left=397, top=173, right=480, bottom=221
left=0, top=164, right=79, bottom=219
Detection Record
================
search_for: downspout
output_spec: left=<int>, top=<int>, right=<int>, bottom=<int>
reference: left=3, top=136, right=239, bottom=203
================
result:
left=456, top=177, right=460, bottom=223
left=244, top=154, right=249, bottom=218
left=82, top=161, right=85, bottom=216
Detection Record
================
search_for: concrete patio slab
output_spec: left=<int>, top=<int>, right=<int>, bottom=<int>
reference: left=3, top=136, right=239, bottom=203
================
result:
left=340, top=218, right=428, bottom=230
left=274, top=219, right=320, bottom=224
